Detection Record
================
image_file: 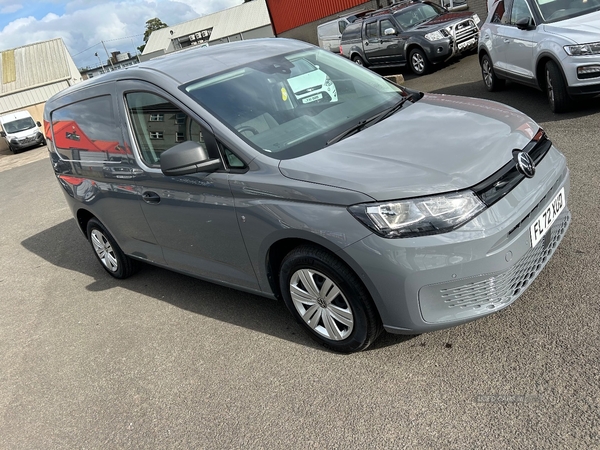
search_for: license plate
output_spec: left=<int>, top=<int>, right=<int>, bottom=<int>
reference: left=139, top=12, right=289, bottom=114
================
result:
left=458, top=38, right=476, bottom=50
left=302, top=93, right=323, bottom=104
left=530, top=187, right=565, bottom=248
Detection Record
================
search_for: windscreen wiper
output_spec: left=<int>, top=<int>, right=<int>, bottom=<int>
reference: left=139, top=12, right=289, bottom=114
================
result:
left=326, top=97, right=410, bottom=146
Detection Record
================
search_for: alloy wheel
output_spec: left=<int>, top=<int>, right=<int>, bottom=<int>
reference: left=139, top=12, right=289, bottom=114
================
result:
left=482, top=59, right=493, bottom=89
left=289, top=269, right=354, bottom=341
left=412, top=53, right=425, bottom=73
left=546, top=69, right=555, bottom=109
left=91, top=229, right=119, bottom=272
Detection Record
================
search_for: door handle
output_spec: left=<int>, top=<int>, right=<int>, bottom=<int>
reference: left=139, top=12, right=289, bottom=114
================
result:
left=142, top=191, right=161, bottom=204
left=503, top=38, right=510, bottom=43
left=365, top=41, right=369, bottom=46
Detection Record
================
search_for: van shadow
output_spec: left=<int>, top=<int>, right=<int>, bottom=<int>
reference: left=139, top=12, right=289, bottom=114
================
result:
left=21, top=219, right=413, bottom=352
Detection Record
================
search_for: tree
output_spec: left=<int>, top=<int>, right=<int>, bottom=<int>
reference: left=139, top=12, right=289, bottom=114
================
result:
left=138, top=17, right=168, bottom=54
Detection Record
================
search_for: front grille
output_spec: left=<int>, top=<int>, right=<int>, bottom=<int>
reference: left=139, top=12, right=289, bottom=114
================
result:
left=419, top=212, right=570, bottom=323
left=295, top=85, right=323, bottom=96
left=452, top=20, right=478, bottom=45
left=472, top=131, right=552, bottom=207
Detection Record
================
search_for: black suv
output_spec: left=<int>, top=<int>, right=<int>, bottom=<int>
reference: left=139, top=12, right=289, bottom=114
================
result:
left=340, top=0, right=480, bottom=75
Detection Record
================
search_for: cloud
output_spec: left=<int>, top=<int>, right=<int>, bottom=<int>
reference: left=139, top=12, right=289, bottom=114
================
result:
left=0, top=0, right=242, bottom=68
left=0, top=4, right=23, bottom=14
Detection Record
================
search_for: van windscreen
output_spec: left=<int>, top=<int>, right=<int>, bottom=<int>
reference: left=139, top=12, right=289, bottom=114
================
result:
left=3, top=117, right=35, bottom=134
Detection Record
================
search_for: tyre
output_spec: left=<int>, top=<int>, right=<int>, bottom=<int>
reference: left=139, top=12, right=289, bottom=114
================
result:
left=87, top=218, right=138, bottom=279
left=9, top=145, right=17, bottom=154
left=279, top=245, right=382, bottom=352
left=545, top=61, right=571, bottom=113
left=40, top=138, right=47, bottom=147
left=409, top=48, right=430, bottom=76
left=352, top=54, right=366, bottom=67
left=481, top=54, right=505, bottom=92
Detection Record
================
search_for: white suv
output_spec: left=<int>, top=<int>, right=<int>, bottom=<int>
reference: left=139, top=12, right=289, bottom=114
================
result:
left=478, top=0, right=600, bottom=112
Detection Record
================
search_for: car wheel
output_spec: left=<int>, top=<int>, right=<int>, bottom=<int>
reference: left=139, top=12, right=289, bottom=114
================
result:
left=545, top=61, right=571, bottom=113
left=41, top=138, right=47, bottom=147
left=352, top=55, right=366, bottom=67
left=279, top=245, right=382, bottom=352
left=8, top=145, right=17, bottom=154
left=409, top=48, right=430, bottom=76
left=87, top=218, right=138, bottom=279
left=481, top=54, right=505, bottom=92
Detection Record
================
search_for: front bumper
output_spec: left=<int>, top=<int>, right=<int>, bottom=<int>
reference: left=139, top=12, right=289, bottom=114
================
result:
left=341, top=145, right=570, bottom=334
left=562, top=54, right=600, bottom=96
left=11, top=133, right=45, bottom=149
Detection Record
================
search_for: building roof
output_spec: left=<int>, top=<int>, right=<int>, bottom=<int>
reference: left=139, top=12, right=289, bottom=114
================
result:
left=142, top=0, right=271, bottom=55
left=0, top=38, right=79, bottom=96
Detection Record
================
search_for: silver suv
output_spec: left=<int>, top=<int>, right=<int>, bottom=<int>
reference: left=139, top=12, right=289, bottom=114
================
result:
left=478, top=0, right=600, bottom=112
left=46, top=39, right=570, bottom=352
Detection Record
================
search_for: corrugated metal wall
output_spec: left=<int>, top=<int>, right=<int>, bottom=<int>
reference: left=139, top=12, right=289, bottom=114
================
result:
left=266, top=0, right=372, bottom=34
left=0, top=81, right=69, bottom=113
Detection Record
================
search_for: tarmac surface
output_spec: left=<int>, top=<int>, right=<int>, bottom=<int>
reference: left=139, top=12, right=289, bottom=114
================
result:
left=1, top=54, right=599, bottom=449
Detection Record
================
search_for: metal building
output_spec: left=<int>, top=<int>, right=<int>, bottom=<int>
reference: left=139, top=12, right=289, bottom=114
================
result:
left=141, top=0, right=274, bottom=61
left=0, top=38, right=82, bottom=150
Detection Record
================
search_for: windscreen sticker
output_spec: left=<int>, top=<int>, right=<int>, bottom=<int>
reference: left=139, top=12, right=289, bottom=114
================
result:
left=281, top=87, right=288, bottom=102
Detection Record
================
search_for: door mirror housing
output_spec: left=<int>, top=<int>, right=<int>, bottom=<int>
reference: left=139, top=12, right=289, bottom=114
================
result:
left=384, top=27, right=397, bottom=36
left=36, top=121, right=42, bottom=127
left=516, top=17, right=535, bottom=30
left=0, top=131, right=6, bottom=138
left=160, top=141, right=222, bottom=176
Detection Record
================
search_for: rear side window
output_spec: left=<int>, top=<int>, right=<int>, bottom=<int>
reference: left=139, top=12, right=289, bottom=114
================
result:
left=126, top=92, right=206, bottom=167
left=51, top=95, right=128, bottom=162
left=365, top=22, right=378, bottom=39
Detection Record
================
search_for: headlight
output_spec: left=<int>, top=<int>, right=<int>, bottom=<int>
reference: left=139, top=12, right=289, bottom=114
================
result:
left=348, top=191, right=485, bottom=238
left=324, top=76, right=333, bottom=87
left=564, top=42, right=600, bottom=56
left=424, top=30, right=446, bottom=41
left=472, top=14, right=481, bottom=25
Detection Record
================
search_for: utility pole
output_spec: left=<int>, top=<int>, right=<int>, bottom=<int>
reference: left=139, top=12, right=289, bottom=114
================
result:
left=102, top=41, right=115, bottom=69
left=94, top=52, right=106, bottom=72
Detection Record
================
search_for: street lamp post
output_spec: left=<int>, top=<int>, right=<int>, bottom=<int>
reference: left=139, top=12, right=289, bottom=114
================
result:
left=94, top=52, right=106, bottom=73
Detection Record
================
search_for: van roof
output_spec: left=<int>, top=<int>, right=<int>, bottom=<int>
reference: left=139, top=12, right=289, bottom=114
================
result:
left=48, top=38, right=314, bottom=103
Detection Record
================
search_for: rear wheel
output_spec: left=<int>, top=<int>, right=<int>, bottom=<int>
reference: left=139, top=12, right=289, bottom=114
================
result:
left=279, top=245, right=382, bottom=352
left=352, top=54, right=366, bottom=67
left=409, top=48, right=430, bottom=76
left=481, top=54, right=505, bottom=92
left=545, top=60, right=571, bottom=113
left=87, top=218, right=138, bottom=279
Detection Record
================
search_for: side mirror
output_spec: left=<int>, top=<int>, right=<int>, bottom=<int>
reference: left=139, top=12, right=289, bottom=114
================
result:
left=0, top=131, right=5, bottom=138
left=160, top=141, right=222, bottom=176
left=384, top=27, right=397, bottom=36
left=36, top=121, right=42, bottom=127
left=516, top=17, right=535, bottom=30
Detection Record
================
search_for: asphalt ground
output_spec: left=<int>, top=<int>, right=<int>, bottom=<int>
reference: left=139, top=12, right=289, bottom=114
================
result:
left=1, top=54, right=599, bottom=449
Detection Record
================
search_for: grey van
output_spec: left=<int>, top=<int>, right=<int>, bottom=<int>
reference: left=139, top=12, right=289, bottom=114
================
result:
left=46, top=38, right=570, bottom=352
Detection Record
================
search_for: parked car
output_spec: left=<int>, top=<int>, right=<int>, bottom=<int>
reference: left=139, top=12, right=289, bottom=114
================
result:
left=317, top=10, right=374, bottom=53
left=478, top=0, right=600, bottom=112
left=46, top=38, right=570, bottom=352
left=287, top=58, right=338, bottom=104
left=0, top=110, right=46, bottom=153
left=340, top=0, right=480, bottom=75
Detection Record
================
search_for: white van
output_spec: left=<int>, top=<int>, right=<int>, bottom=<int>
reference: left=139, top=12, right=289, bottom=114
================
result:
left=0, top=110, right=46, bottom=153
left=317, top=10, right=373, bottom=53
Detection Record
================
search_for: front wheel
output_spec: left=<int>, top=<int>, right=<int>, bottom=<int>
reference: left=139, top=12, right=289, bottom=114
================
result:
left=87, top=218, right=139, bottom=279
left=481, top=54, right=505, bottom=92
left=409, top=48, right=430, bottom=76
left=545, top=61, right=571, bottom=113
left=279, top=245, right=382, bottom=352
left=8, top=145, right=17, bottom=154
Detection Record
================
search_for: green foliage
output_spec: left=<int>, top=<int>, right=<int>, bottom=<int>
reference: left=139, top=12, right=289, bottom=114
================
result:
left=143, top=18, right=168, bottom=43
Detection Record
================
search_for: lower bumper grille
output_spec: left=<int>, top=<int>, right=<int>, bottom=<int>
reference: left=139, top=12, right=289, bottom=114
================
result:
left=419, top=211, right=571, bottom=323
